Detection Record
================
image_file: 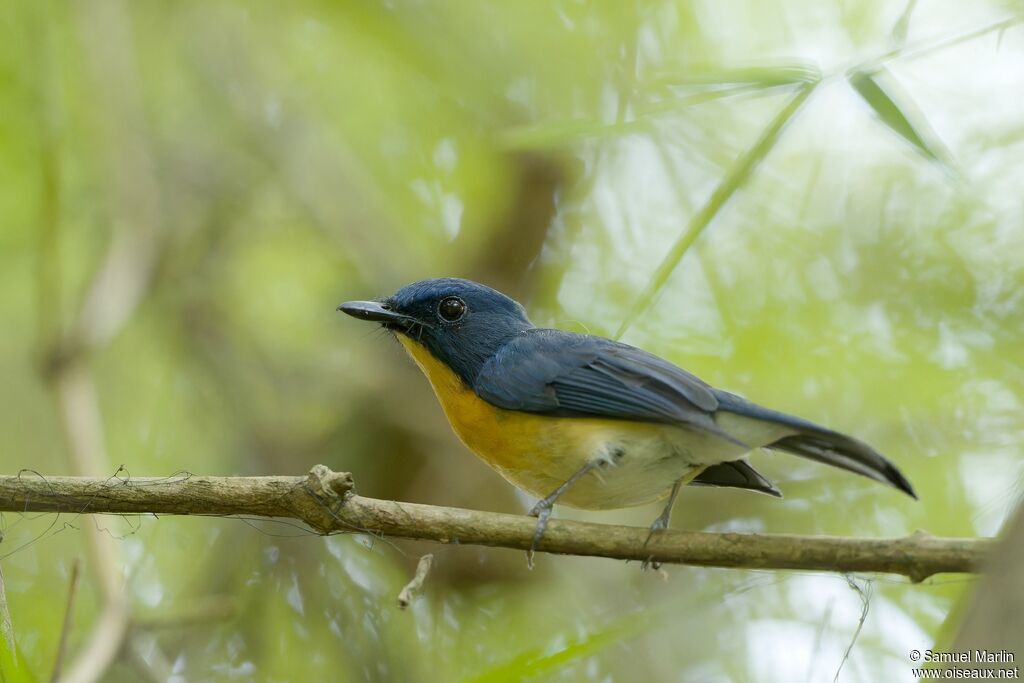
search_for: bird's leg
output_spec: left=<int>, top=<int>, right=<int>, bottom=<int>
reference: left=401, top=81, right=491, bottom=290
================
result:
left=647, top=478, right=685, bottom=538
left=643, top=466, right=706, bottom=569
left=526, top=460, right=598, bottom=568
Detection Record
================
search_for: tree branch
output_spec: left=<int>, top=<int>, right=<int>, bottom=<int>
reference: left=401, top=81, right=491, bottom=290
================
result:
left=0, top=466, right=992, bottom=583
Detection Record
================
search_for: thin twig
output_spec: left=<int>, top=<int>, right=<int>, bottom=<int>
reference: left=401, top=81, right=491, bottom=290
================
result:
left=398, top=554, right=434, bottom=609
left=0, top=549, right=16, bottom=668
left=0, top=466, right=993, bottom=581
left=862, top=14, right=1022, bottom=73
left=833, top=574, right=872, bottom=683
left=51, top=559, right=81, bottom=683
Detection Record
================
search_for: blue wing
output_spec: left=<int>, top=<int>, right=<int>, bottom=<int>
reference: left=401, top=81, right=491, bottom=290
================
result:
left=474, top=328, right=741, bottom=443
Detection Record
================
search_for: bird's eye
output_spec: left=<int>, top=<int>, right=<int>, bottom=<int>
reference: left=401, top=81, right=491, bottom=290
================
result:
left=437, top=296, right=466, bottom=322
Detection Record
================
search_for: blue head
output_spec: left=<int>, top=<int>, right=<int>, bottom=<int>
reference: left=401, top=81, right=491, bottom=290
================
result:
left=339, top=278, right=534, bottom=384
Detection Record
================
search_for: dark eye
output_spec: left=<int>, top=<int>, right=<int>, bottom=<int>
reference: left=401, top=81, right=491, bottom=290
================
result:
left=437, top=296, right=466, bottom=322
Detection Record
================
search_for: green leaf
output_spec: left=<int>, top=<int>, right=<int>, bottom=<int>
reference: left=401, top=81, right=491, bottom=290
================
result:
left=463, top=609, right=658, bottom=683
left=847, top=68, right=945, bottom=163
left=615, top=80, right=817, bottom=339
left=0, top=633, right=34, bottom=683
left=499, top=65, right=822, bottom=151
left=890, top=0, right=918, bottom=45
left=655, top=64, right=822, bottom=88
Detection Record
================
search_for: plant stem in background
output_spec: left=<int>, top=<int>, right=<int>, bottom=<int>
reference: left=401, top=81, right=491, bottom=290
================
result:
left=615, top=82, right=816, bottom=339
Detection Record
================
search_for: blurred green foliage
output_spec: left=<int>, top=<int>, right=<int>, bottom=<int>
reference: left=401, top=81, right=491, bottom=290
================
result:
left=0, top=0, right=1022, bottom=681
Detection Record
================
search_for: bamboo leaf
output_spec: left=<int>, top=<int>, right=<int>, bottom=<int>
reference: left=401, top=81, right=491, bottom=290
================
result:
left=0, top=637, right=34, bottom=683
left=499, top=83, right=785, bottom=151
left=615, top=81, right=817, bottom=339
left=848, top=68, right=943, bottom=162
left=654, top=64, right=822, bottom=88
left=463, top=610, right=657, bottom=683
left=499, top=65, right=822, bottom=151
left=890, top=0, right=918, bottom=45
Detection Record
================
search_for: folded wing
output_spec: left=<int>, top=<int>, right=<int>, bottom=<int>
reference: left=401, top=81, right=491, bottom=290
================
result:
left=475, top=329, right=739, bottom=444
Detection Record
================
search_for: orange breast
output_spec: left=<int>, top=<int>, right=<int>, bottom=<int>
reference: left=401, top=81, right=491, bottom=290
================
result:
left=396, top=337, right=694, bottom=508
left=398, top=337, right=577, bottom=480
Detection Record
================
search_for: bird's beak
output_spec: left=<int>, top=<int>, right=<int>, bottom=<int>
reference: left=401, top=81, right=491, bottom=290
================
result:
left=337, top=300, right=414, bottom=328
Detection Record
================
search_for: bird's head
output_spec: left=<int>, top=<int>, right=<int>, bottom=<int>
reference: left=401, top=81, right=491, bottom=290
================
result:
left=339, top=278, right=533, bottom=383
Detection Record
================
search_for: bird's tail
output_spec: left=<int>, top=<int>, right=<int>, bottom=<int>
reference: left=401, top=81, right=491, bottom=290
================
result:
left=692, top=460, right=782, bottom=497
left=768, top=430, right=916, bottom=498
left=714, top=390, right=917, bottom=499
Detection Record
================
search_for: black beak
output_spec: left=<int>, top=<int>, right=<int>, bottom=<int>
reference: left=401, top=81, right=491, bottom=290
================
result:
left=337, top=300, right=415, bottom=329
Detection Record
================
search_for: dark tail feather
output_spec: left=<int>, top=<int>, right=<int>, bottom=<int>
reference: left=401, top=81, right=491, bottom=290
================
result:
left=769, top=432, right=917, bottom=499
left=713, top=390, right=917, bottom=498
left=691, top=460, right=783, bottom=498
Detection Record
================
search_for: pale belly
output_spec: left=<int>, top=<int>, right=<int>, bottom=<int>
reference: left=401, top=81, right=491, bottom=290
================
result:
left=397, top=337, right=783, bottom=510
left=472, top=416, right=748, bottom=509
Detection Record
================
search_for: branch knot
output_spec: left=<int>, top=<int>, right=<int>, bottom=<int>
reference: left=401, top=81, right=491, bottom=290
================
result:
left=305, top=465, right=355, bottom=499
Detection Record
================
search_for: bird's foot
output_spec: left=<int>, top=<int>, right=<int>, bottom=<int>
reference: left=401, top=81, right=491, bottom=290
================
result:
left=523, top=461, right=597, bottom=568
left=641, top=557, right=662, bottom=571
left=526, top=502, right=553, bottom=569
left=644, top=510, right=671, bottom=547
left=641, top=511, right=673, bottom=570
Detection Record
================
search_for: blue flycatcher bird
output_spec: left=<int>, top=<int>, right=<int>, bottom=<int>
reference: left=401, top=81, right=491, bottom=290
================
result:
left=339, top=278, right=915, bottom=551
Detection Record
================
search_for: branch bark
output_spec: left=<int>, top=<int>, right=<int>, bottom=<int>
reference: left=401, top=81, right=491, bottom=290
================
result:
left=0, top=466, right=991, bottom=583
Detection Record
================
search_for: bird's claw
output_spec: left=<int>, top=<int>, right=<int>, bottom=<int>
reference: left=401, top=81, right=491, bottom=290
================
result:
left=526, top=505, right=552, bottom=569
left=640, top=511, right=673, bottom=570
left=640, top=557, right=663, bottom=571
left=644, top=513, right=670, bottom=548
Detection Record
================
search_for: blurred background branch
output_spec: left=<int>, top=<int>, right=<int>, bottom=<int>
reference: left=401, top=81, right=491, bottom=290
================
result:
left=950, top=496, right=1024, bottom=659
left=35, top=1, right=172, bottom=680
